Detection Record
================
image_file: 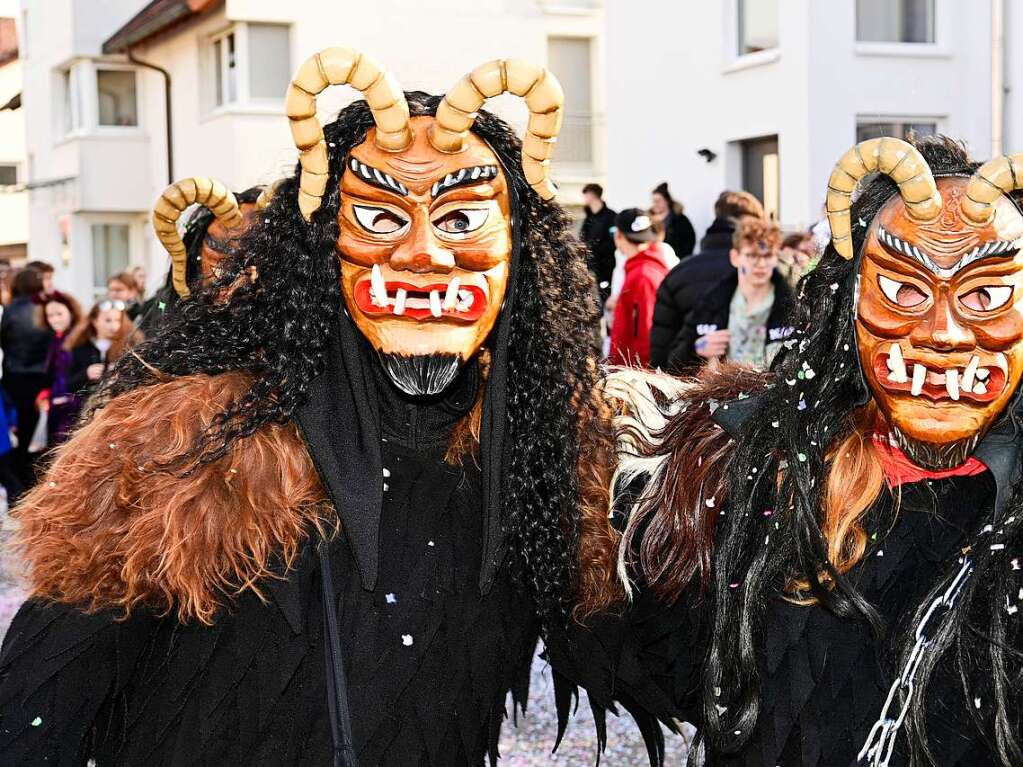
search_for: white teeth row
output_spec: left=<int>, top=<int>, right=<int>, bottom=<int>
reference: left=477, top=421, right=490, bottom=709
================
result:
left=369, top=265, right=474, bottom=316
left=886, top=344, right=992, bottom=400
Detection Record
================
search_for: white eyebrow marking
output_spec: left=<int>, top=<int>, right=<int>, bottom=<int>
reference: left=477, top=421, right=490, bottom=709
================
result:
left=876, top=224, right=1019, bottom=278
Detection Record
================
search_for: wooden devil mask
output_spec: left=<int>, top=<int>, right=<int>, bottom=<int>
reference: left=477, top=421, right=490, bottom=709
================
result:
left=285, top=48, right=563, bottom=395
left=827, top=138, right=1023, bottom=469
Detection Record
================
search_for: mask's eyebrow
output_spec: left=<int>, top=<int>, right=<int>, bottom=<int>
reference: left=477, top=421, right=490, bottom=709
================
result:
left=876, top=224, right=1020, bottom=278
left=347, top=158, right=410, bottom=197
left=431, top=165, right=499, bottom=198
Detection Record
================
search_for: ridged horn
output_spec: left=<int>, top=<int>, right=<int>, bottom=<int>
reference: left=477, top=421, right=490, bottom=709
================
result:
left=287, top=47, right=412, bottom=221
left=255, top=179, right=283, bottom=210
left=428, top=59, right=564, bottom=200
left=962, top=154, right=1023, bottom=224
left=826, top=137, right=942, bottom=260
left=152, top=177, right=243, bottom=298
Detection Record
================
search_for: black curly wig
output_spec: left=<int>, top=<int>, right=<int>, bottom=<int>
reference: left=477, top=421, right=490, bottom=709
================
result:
left=697, top=138, right=1023, bottom=765
left=96, top=92, right=603, bottom=626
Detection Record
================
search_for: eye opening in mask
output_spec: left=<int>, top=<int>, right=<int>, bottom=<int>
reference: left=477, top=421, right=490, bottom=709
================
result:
left=959, top=284, right=1013, bottom=312
left=352, top=204, right=410, bottom=236
left=432, top=207, right=490, bottom=238
left=877, top=273, right=929, bottom=309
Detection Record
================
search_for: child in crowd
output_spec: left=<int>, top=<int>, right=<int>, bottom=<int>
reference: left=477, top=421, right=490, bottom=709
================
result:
left=608, top=208, right=669, bottom=367
left=36, top=292, right=83, bottom=446
left=65, top=299, right=134, bottom=409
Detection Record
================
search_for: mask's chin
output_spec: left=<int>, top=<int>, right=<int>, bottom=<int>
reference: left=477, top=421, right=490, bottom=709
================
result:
left=890, top=422, right=983, bottom=471
left=378, top=351, right=464, bottom=397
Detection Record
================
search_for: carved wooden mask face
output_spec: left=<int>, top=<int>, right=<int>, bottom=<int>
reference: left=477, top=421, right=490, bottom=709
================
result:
left=201, top=202, right=259, bottom=283
left=856, top=177, right=1023, bottom=468
left=337, top=116, right=512, bottom=395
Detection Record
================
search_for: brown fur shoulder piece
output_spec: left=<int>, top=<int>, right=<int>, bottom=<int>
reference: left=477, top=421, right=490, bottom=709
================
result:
left=607, top=363, right=772, bottom=603
left=14, top=374, right=330, bottom=624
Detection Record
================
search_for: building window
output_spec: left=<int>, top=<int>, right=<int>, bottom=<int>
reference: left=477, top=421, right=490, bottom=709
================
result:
left=91, top=223, right=131, bottom=297
left=211, top=23, right=290, bottom=109
left=856, top=0, right=935, bottom=43
left=96, top=69, right=138, bottom=127
left=740, top=135, right=779, bottom=220
left=738, top=0, right=779, bottom=55
left=547, top=36, right=593, bottom=165
left=62, top=67, right=84, bottom=135
left=247, top=24, right=291, bottom=100
left=856, top=118, right=938, bottom=142
left=0, top=164, right=18, bottom=186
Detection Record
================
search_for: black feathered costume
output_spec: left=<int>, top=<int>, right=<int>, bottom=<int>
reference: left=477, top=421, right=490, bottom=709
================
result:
left=0, top=52, right=628, bottom=766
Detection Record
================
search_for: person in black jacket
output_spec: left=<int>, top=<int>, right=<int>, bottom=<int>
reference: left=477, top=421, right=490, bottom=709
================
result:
left=667, top=217, right=793, bottom=371
left=65, top=299, right=134, bottom=405
left=649, top=190, right=765, bottom=370
left=0, top=267, right=53, bottom=486
left=650, top=182, right=695, bottom=258
left=579, top=183, right=617, bottom=308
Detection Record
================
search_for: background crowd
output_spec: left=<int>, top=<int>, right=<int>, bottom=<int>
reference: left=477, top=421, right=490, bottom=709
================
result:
left=0, top=262, right=143, bottom=504
left=580, top=181, right=822, bottom=377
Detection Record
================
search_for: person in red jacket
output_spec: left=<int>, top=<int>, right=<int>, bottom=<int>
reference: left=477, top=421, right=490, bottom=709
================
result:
left=609, top=208, right=669, bottom=366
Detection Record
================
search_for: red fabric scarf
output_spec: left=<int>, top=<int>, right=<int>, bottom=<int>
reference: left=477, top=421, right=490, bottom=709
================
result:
left=871, top=431, right=987, bottom=487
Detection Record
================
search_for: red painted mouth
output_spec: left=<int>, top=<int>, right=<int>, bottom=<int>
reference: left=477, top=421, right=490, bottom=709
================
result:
left=872, top=351, right=1005, bottom=404
left=353, top=278, right=487, bottom=322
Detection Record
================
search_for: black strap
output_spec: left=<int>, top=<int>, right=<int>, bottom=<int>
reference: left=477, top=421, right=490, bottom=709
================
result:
left=318, top=539, right=359, bottom=767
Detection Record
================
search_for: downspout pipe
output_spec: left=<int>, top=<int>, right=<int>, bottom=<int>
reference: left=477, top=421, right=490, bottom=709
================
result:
left=126, top=47, right=173, bottom=185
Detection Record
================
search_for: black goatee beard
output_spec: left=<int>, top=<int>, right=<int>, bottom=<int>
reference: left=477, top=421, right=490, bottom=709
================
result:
left=379, top=352, right=463, bottom=397
left=891, top=424, right=983, bottom=471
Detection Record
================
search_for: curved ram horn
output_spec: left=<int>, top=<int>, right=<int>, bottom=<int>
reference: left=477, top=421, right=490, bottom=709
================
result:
left=428, top=59, right=564, bottom=200
left=255, top=179, right=283, bottom=210
left=286, top=47, right=412, bottom=221
left=826, top=137, right=942, bottom=260
left=152, top=177, right=242, bottom=298
left=962, top=154, right=1023, bottom=224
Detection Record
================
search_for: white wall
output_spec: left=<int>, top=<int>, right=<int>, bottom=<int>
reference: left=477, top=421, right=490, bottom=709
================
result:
left=0, top=57, right=27, bottom=248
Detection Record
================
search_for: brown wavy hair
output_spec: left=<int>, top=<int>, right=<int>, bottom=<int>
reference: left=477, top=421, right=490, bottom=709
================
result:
left=64, top=299, right=137, bottom=359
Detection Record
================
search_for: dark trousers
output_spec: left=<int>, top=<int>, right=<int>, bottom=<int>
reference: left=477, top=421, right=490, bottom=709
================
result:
left=4, top=372, right=47, bottom=490
left=0, top=452, right=24, bottom=507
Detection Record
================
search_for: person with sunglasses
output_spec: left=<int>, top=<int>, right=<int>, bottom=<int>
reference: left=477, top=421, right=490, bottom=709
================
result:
left=65, top=299, right=134, bottom=408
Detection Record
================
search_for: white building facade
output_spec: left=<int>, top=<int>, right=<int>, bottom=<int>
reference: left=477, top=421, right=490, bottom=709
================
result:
left=603, top=0, right=1010, bottom=241
left=0, top=4, right=26, bottom=264
left=15, top=0, right=606, bottom=305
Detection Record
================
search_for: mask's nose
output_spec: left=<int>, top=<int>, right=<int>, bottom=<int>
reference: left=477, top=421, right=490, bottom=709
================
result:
left=388, top=210, right=455, bottom=273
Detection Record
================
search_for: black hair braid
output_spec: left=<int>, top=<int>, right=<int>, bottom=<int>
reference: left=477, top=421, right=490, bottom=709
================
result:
left=95, top=92, right=600, bottom=625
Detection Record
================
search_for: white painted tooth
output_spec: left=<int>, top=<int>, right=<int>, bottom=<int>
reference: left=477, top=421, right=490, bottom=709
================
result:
left=458, top=289, right=474, bottom=309
left=429, top=290, right=442, bottom=318
left=889, top=343, right=908, bottom=382
left=443, top=276, right=461, bottom=310
left=393, top=288, right=407, bottom=316
left=911, top=364, right=926, bottom=396
left=370, top=264, right=388, bottom=306
left=976, top=381, right=989, bottom=395
left=976, top=367, right=990, bottom=381
left=994, top=354, right=1009, bottom=378
left=945, top=368, right=960, bottom=401
left=962, top=355, right=980, bottom=392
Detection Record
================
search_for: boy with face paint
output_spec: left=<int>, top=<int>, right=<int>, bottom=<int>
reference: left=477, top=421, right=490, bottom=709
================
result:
left=553, top=137, right=1023, bottom=767
left=0, top=49, right=638, bottom=765
left=669, top=217, right=794, bottom=371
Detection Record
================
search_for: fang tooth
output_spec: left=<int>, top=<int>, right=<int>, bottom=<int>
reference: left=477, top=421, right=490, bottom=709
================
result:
left=429, top=290, right=442, bottom=318
left=945, top=368, right=960, bottom=401
left=370, top=264, right=388, bottom=307
left=994, top=354, right=1009, bottom=377
left=911, top=364, right=926, bottom=396
left=457, top=289, right=474, bottom=309
left=443, top=277, right=461, bottom=310
left=962, top=355, right=980, bottom=391
left=976, top=367, right=990, bottom=381
left=976, top=381, right=989, bottom=395
left=393, top=288, right=407, bottom=316
left=888, top=343, right=908, bottom=382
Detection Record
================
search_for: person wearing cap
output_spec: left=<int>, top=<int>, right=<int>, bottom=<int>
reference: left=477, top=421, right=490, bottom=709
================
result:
left=666, top=216, right=794, bottom=371
left=608, top=208, right=669, bottom=367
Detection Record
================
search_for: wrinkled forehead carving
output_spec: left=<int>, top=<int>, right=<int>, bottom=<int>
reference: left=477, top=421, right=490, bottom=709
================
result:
left=875, top=223, right=1020, bottom=278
